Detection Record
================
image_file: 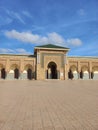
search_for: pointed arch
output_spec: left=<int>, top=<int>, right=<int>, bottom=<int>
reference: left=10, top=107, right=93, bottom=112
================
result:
left=10, top=64, right=19, bottom=70
left=81, top=65, right=89, bottom=79
left=10, top=64, right=20, bottom=79
left=14, top=68, right=19, bottom=79
left=68, top=69, right=73, bottom=79
left=27, top=68, right=32, bottom=80
left=69, top=65, right=78, bottom=79
left=47, top=61, right=57, bottom=79
left=92, top=66, right=98, bottom=79
left=1, top=68, right=6, bottom=79
left=23, top=64, right=34, bottom=80
left=0, top=64, right=6, bottom=79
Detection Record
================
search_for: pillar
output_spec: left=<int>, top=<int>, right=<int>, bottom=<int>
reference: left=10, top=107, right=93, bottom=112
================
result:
left=0, top=70, right=1, bottom=79
left=89, top=71, right=91, bottom=79
left=89, top=61, right=92, bottom=79
left=78, top=61, right=81, bottom=79
left=48, top=68, right=51, bottom=79
left=78, top=71, right=80, bottom=79
left=57, top=70, right=60, bottom=79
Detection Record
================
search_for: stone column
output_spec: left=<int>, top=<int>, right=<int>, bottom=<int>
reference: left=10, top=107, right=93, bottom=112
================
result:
left=0, top=70, right=1, bottom=79
left=65, top=64, right=69, bottom=80
left=45, top=70, right=47, bottom=79
left=19, top=70, right=22, bottom=79
left=89, top=61, right=92, bottom=79
left=48, top=68, right=51, bottom=79
left=89, top=71, right=91, bottom=79
left=6, top=59, right=10, bottom=73
left=77, top=71, right=80, bottom=79
left=64, top=54, right=68, bottom=64
left=37, top=52, right=40, bottom=64
left=33, top=61, right=36, bottom=79
left=6, top=59, right=10, bottom=80
left=78, top=61, right=80, bottom=79
left=5, top=70, right=8, bottom=79
left=57, top=70, right=60, bottom=79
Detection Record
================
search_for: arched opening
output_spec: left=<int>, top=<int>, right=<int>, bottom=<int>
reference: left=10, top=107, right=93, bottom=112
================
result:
left=93, top=71, right=98, bottom=79
left=68, top=65, right=78, bottom=79
left=91, top=72, right=94, bottom=79
left=92, top=66, right=98, bottom=79
left=80, top=70, right=83, bottom=79
left=81, top=66, right=89, bottom=79
left=83, top=70, right=89, bottom=79
left=23, top=64, right=34, bottom=80
left=68, top=69, right=74, bottom=79
left=73, top=70, right=78, bottom=79
left=47, top=62, right=57, bottom=79
left=1, top=68, right=6, bottom=79
left=27, top=68, right=32, bottom=80
left=14, top=68, right=19, bottom=79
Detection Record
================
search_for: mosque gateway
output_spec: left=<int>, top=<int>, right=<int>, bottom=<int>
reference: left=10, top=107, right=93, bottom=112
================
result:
left=0, top=44, right=98, bottom=80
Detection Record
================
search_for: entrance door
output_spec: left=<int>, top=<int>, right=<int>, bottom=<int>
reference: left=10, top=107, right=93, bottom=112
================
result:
left=48, top=62, right=57, bottom=79
left=1, top=68, right=6, bottom=79
left=14, top=68, right=19, bottom=79
left=27, top=68, right=32, bottom=80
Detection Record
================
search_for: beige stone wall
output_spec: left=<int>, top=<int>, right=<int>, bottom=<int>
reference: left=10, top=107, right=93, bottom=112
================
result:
left=67, top=56, right=98, bottom=79
left=67, top=56, right=98, bottom=71
left=0, top=54, right=36, bottom=79
left=36, top=49, right=67, bottom=80
left=0, top=55, right=35, bottom=72
left=0, top=53, right=98, bottom=80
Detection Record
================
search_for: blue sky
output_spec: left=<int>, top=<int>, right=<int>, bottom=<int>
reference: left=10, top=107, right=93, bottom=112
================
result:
left=0, top=0, right=98, bottom=56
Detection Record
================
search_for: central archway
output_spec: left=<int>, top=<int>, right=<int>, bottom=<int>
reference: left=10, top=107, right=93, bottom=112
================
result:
left=47, top=62, right=57, bottom=79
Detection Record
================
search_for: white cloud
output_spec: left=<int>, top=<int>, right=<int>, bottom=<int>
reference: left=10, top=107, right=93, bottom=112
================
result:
left=0, top=48, right=14, bottom=53
left=66, top=38, right=82, bottom=46
left=15, top=48, right=31, bottom=54
left=5, top=30, right=41, bottom=44
left=48, top=32, right=65, bottom=45
left=5, top=30, right=82, bottom=47
left=5, top=30, right=65, bottom=45
left=0, top=48, right=31, bottom=54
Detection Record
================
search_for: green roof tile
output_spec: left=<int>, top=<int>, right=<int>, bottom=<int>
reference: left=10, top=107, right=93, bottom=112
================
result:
left=35, top=44, right=69, bottom=49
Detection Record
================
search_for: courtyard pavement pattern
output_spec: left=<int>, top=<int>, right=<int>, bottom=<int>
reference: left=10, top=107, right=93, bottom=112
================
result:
left=0, top=80, right=98, bottom=130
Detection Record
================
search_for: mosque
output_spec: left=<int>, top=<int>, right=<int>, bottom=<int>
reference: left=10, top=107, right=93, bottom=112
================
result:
left=0, top=44, right=98, bottom=80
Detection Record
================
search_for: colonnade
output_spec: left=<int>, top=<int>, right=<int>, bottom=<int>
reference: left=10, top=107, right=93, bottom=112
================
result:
left=68, top=66, right=98, bottom=80
left=0, top=65, right=35, bottom=80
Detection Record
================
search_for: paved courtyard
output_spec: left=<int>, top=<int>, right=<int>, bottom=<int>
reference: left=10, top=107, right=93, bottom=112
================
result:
left=0, top=80, right=98, bottom=130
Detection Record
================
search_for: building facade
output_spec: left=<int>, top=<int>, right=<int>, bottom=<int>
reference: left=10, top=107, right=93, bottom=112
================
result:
left=0, top=44, right=98, bottom=80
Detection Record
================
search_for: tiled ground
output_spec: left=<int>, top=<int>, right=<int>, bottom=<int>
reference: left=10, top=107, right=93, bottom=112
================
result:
left=0, top=80, right=98, bottom=130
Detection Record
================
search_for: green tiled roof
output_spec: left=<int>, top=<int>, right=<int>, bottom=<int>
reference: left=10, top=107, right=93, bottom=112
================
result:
left=35, top=44, right=69, bottom=49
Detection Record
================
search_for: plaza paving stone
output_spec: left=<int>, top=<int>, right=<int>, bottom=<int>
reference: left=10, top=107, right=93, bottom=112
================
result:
left=0, top=80, right=98, bottom=130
